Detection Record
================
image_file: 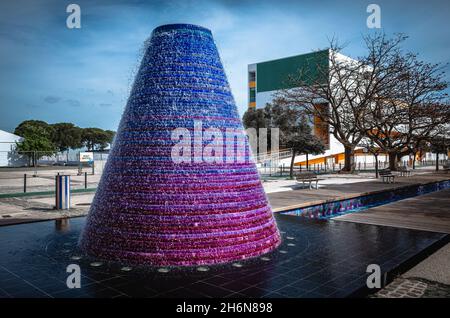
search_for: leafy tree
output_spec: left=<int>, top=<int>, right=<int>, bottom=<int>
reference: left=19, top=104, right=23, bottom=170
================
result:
left=14, top=121, right=56, bottom=166
left=81, top=128, right=102, bottom=151
left=103, top=130, right=116, bottom=149
left=242, top=108, right=268, bottom=155
left=269, top=104, right=325, bottom=178
left=243, top=108, right=267, bottom=131
left=81, top=128, right=115, bottom=151
left=14, top=120, right=54, bottom=140
left=51, top=123, right=83, bottom=160
left=13, top=120, right=116, bottom=165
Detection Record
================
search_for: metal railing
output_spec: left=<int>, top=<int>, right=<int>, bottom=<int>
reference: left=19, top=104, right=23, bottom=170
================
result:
left=0, top=150, right=109, bottom=168
left=255, top=148, right=293, bottom=163
left=259, top=158, right=450, bottom=177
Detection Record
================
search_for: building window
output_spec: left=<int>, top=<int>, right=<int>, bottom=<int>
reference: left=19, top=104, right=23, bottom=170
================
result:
left=249, top=87, right=256, bottom=103
left=249, top=71, right=256, bottom=82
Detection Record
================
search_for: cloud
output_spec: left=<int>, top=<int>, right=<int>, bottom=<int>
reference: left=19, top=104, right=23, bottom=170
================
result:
left=44, top=95, right=61, bottom=104
left=65, top=99, right=81, bottom=107
left=1, top=0, right=449, bottom=133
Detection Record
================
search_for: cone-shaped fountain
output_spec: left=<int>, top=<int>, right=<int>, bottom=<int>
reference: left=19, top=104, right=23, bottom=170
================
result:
left=79, top=24, right=281, bottom=266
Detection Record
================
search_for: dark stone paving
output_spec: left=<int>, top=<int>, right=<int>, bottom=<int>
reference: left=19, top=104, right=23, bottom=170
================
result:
left=421, top=279, right=450, bottom=298
left=0, top=214, right=447, bottom=298
left=372, top=277, right=450, bottom=298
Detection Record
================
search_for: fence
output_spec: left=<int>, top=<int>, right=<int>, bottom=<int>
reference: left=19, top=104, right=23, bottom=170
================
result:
left=259, top=158, right=450, bottom=177
left=1, top=149, right=448, bottom=193
left=0, top=170, right=102, bottom=195
left=0, top=150, right=108, bottom=195
left=0, top=150, right=109, bottom=168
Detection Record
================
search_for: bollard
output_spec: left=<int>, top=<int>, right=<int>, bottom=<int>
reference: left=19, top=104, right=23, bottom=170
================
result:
left=23, top=173, right=27, bottom=193
left=84, top=172, right=88, bottom=189
left=55, top=175, right=71, bottom=210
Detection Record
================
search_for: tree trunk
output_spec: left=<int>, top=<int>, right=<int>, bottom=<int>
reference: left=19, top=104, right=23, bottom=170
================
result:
left=289, top=151, right=296, bottom=179
left=388, top=152, right=398, bottom=171
left=306, top=153, right=309, bottom=171
left=374, top=154, right=379, bottom=178
left=343, top=145, right=354, bottom=172
left=435, top=152, right=439, bottom=171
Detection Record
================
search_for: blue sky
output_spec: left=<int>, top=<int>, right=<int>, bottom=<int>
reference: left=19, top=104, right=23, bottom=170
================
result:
left=0, top=0, right=449, bottom=133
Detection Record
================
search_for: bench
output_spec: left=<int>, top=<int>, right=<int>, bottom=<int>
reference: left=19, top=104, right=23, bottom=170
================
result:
left=295, top=172, right=324, bottom=189
left=379, top=169, right=395, bottom=183
left=397, top=166, right=412, bottom=177
left=443, top=165, right=450, bottom=173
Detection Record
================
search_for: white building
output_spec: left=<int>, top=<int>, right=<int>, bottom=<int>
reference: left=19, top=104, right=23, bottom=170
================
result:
left=248, top=50, right=390, bottom=167
left=0, top=129, right=26, bottom=167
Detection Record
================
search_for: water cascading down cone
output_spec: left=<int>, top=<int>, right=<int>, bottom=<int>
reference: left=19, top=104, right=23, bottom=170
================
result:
left=79, top=24, right=281, bottom=266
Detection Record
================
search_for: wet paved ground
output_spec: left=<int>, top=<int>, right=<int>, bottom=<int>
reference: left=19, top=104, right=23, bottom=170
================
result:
left=374, top=242, right=450, bottom=298
left=0, top=196, right=88, bottom=226
left=1, top=172, right=448, bottom=298
left=0, top=214, right=447, bottom=298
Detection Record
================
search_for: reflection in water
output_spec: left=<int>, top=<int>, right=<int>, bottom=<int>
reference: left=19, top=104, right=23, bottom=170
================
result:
left=55, top=218, right=70, bottom=233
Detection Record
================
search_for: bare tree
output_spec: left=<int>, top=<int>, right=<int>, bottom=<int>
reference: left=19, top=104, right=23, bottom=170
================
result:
left=430, top=131, right=450, bottom=171
left=273, top=34, right=405, bottom=172
left=362, top=49, right=449, bottom=170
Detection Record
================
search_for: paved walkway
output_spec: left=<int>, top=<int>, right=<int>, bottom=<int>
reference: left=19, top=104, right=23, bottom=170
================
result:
left=373, top=243, right=450, bottom=298
left=0, top=195, right=88, bottom=226
left=0, top=167, right=100, bottom=194
left=268, top=173, right=450, bottom=212
left=333, top=189, right=450, bottom=234
left=405, top=243, right=450, bottom=284
left=0, top=172, right=449, bottom=227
